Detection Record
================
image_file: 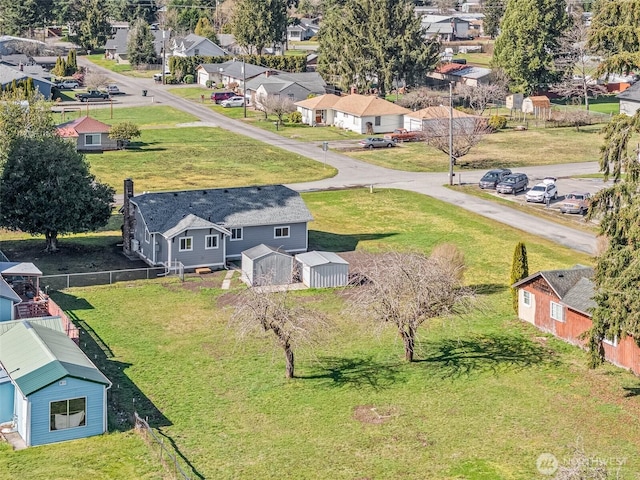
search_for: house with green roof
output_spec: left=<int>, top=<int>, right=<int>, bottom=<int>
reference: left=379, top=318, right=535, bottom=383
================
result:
left=0, top=319, right=110, bottom=446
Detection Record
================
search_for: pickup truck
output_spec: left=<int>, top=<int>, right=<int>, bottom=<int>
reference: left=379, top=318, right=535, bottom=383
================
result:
left=75, top=90, right=110, bottom=102
left=383, top=128, right=423, bottom=142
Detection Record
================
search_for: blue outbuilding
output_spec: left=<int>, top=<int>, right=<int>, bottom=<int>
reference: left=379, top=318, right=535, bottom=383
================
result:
left=0, top=319, right=111, bottom=446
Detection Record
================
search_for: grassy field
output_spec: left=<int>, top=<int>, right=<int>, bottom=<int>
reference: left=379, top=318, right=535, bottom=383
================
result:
left=85, top=54, right=156, bottom=78
left=86, top=126, right=336, bottom=194
left=453, top=52, right=493, bottom=67
left=53, top=105, right=199, bottom=128
left=8, top=189, right=640, bottom=479
left=344, top=125, right=605, bottom=172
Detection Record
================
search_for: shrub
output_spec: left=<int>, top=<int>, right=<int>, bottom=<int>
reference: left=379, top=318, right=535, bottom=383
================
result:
left=183, top=74, right=195, bottom=84
left=290, top=111, right=302, bottom=123
left=164, top=75, right=177, bottom=84
left=205, top=80, right=213, bottom=88
left=455, top=106, right=476, bottom=115
left=488, top=115, right=507, bottom=131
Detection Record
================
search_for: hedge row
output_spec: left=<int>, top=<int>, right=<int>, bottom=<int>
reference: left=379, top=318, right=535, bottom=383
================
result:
left=168, top=55, right=307, bottom=79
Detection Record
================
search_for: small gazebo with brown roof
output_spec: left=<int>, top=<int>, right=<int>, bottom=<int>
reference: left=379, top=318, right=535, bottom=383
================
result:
left=56, top=116, right=117, bottom=152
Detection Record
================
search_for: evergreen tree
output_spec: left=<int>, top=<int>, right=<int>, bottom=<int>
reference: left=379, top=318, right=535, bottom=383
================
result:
left=510, top=242, right=529, bottom=313
left=493, top=0, right=569, bottom=93
left=127, top=18, right=158, bottom=67
left=76, top=0, right=111, bottom=50
left=587, top=0, right=640, bottom=75
left=66, top=49, right=78, bottom=75
left=483, top=0, right=504, bottom=39
left=0, top=0, right=54, bottom=36
left=51, top=56, right=66, bottom=77
left=586, top=111, right=640, bottom=367
left=194, top=16, right=219, bottom=44
left=318, top=0, right=439, bottom=96
left=232, top=0, right=287, bottom=55
left=0, top=136, right=114, bottom=252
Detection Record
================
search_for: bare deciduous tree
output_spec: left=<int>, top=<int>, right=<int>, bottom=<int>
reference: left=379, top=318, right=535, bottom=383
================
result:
left=231, top=287, right=329, bottom=379
left=424, top=116, right=491, bottom=165
left=456, top=71, right=509, bottom=115
left=257, top=94, right=296, bottom=124
left=551, top=12, right=607, bottom=111
left=397, top=87, right=453, bottom=111
left=84, top=72, right=111, bottom=90
left=349, top=249, right=473, bottom=362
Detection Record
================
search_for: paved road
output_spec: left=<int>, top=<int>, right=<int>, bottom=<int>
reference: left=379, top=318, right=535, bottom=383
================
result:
left=78, top=59, right=601, bottom=254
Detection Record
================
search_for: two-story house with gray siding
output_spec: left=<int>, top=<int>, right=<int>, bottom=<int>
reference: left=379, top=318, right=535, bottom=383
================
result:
left=123, top=180, right=313, bottom=271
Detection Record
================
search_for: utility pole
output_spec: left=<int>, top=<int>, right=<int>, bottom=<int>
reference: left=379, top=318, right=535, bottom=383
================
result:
left=448, top=82, right=454, bottom=186
left=242, top=57, right=247, bottom=118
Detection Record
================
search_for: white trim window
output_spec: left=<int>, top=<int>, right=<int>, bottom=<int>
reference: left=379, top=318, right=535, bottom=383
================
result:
left=144, top=228, right=150, bottom=243
left=522, top=290, right=531, bottom=307
left=205, top=234, right=219, bottom=249
left=274, top=226, right=290, bottom=239
left=231, top=228, right=243, bottom=241
left=50, top=397, right=86, bottom=431
left=179, top=236, right=193, bottom=252
left=550, top=301, right=564, bottom=322
left=84, top=133, right=101, bottom=146
left=603, top=336, right=619, bottom=347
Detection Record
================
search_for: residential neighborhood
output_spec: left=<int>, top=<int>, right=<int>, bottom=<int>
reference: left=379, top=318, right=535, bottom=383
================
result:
left=1, top=0, right=640, bottom=478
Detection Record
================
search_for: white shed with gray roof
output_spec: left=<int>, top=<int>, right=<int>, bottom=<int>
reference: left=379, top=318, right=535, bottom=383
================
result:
left=242, top=244, right=293, bottom=286
left=295, top=251, right=348, bottom=288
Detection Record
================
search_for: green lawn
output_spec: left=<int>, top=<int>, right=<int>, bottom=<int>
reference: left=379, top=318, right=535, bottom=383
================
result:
left=454, top=52, right=493, bottom=67
left=87, top=126, right=336, bottom=193
left=85, top=55, right=156, bottom=78
left=344, top=125, right=605, bottom=172
left=52, top=106, right=198, bottom=128
left=11, top=189, right=640, bottom=479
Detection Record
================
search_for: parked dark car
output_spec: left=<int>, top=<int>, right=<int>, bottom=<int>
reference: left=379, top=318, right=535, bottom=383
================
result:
left=479, top=168, right=512, bottom=189
left=496, top=173, right=529, bottom=194
left=211, top=91, right=236, bottom=104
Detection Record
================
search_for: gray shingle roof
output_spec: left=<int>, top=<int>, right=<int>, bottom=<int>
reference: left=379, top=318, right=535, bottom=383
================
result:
left=561, top=276, right=596, bottom=316
left=513, top=265, right=594, bottom=299
left=618, top=81, right=640, bottom=102
left=131, top=185, right=313, bottom=234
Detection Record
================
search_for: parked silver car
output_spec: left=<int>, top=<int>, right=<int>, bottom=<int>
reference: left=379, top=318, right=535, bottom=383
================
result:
left=220, top=96, right=246, bottom=107
left=496, top=173, right=529, bottom=194
left=358, top=137, right=396, bottom=149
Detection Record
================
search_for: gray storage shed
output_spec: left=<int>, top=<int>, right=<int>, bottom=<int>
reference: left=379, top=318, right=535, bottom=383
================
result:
left=242, top=244, right=293, bottom=286
left=295, top=251, right=349, bottom=288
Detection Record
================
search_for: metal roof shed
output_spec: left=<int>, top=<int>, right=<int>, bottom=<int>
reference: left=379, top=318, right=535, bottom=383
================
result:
left=295, top=251, right=349, bottom=288
left=0, top=320, right=111, bottom=446
left=241, top=244, right=293, bottom=286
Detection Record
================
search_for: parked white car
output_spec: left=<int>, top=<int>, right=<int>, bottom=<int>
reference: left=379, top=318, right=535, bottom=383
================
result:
left=526, top=178, right=558, bottom=203
left=220, top=96, right=246, bottom=108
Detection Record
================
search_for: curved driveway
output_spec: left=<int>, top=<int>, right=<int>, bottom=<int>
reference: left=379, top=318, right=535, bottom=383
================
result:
left=79, top=59, right=600, bottom=254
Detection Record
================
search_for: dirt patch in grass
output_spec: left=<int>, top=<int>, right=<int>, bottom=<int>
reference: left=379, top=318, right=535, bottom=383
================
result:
left=353, top=405, right=398, bottom=424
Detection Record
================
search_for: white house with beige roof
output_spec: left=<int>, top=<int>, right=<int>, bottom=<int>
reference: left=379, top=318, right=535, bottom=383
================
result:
left=404, top=106, right=480, bottom=132
left=295, top=93, right=410, bottom=134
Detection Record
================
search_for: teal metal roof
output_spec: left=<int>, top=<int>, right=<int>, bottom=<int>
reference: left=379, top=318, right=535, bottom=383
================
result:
left=0, top=316, right=66, bottom=336
left=0, top=321, right=110, bottom=396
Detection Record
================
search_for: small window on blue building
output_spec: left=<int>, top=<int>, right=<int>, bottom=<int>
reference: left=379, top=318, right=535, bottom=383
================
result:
left=50, top=397, right=86, bottom=430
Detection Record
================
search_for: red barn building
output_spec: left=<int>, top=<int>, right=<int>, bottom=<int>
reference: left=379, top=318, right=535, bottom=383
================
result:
left=513, top=266, right=640, bottom=375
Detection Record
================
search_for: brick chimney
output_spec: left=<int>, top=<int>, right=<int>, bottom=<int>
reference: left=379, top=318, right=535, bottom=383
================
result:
left=122, top=178, right=134, bottom=256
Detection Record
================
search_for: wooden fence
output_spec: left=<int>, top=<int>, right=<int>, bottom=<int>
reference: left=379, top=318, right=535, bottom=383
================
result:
left=134, top=412, right=193, bottom=480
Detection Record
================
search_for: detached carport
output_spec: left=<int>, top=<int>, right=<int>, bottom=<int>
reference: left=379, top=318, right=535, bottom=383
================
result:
left=295, top=251, right=349, bottom=288
left=241, top=244, right=293, bottom=286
